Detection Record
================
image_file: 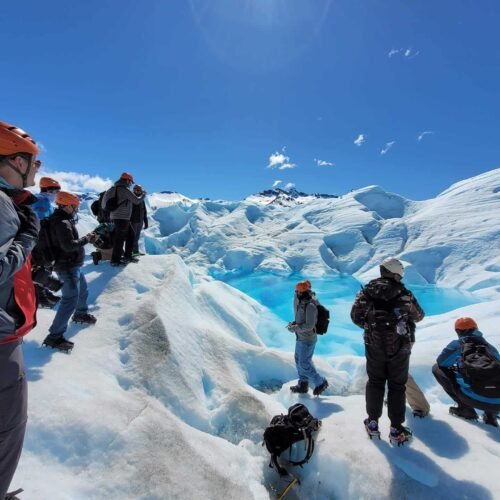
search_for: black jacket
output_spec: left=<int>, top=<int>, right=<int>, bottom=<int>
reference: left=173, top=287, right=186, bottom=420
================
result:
left=131, top=200, right=148, bottom=227
left=49, top=209, right=88, bottom=270
left=351, top=277, right=425, bottom=356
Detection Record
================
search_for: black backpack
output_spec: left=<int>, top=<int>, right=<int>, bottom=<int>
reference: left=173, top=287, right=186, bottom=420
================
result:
left=316, top=304, right=330, bottom=335
left=263, top=403, right=321, bottom=476
left=459, top=336, right=500, bottom=398
left=31, top=218, right=59, bottom=268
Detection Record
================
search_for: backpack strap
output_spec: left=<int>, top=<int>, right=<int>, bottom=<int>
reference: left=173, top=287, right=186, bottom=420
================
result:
left=270, top=453, right=289, bottom=477
left=288, top=434, right=315, bottom=467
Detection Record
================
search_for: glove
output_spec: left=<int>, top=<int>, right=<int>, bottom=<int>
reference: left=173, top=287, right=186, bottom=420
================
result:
left=287, top=321, right=296, bottom=332
left=85, top=232, right=98, bottom=244
left=16, top=205, right=40, bottom=239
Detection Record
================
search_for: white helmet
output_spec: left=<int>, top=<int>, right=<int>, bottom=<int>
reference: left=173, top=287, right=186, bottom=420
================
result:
left=381, top=258, right=404, bottom=277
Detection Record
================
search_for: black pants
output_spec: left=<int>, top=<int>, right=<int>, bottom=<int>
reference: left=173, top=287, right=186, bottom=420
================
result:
left=111, top=219, right=135, bottom=263
left=432, top=364, right=500, bottom=413
left=131, top=221, right=144, bottom=254
left=365, top=344, right=410, bottom=428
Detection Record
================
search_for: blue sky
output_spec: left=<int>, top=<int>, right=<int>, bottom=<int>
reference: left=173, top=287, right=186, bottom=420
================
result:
left=1, top=0, right=499, bottom=199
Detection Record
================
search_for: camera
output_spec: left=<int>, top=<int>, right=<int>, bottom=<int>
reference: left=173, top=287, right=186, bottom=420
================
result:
left=32, top=266, right=63, bottom=292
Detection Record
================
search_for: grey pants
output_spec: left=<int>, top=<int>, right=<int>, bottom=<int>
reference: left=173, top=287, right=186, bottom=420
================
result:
left=0, top=341, right=27, bottom=498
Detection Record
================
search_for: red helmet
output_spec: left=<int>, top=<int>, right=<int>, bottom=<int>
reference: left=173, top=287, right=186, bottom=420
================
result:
left=120, top=172, right=134, bottom=182
left=0, top=121, right=39, bottom=156
left=39, top=177, right=61, bottom=190
left=295, top=280, right=312, bottom=293
left=133, top=184, right=143, bottom=193
left=455, top=317, right=478, bottom=332
left=56, top=191, right=80, bottom=207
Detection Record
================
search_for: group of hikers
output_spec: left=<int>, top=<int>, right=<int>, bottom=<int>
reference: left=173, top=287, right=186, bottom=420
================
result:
left=0, top=120, right=150, bottom=499
left=0, top=119, right=499, bottom=498
left=288, top=257, right=500, bottom=449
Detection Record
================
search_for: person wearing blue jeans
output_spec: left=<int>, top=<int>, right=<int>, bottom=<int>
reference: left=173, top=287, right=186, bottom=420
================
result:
left=43, top=192, right=97, bottom=351
left=288, top=280, right=329, bottom=396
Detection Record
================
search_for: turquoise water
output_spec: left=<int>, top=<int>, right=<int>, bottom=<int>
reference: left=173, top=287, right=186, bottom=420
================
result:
left=225, top=273, right=480, bottom=356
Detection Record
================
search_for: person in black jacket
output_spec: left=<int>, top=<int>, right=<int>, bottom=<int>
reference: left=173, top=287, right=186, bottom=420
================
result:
left=43, top=192, right=98, bottom=351
left=131, top=184, right=148, bottom=257
left=351, top=258, right=424, bottom=445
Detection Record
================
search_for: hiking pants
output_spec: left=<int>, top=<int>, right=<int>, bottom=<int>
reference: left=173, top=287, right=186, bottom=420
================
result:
left=432, top=364, right=500, bottom=413
left=365, top=345, right=410, bottom=428
left=295, top=340, right=325, bottom=388
left=48, top=267, right=88, bottom=339
left=406, top=373, right=430, bottom=414
left=131, top=221, right=144, bottom=254
left=0, top=342, right=27, bottom=498
left=111, top=219, right=135, bottom=263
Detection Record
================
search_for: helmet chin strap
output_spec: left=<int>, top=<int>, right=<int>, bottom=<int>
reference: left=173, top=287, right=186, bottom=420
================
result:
left=5, top=156, right=32, bottom=188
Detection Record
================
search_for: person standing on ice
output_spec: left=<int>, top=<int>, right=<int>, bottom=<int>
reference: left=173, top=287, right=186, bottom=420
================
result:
left=102, top=172, right=145, bottom=266
left=433, top=317, right=500, bottom=427
left=43, top=192, right=98, bottom=351
left=288, top=280, right=329, bottom=396
left=130, top=184, right=148, bottom=257
left=0, top=120, right=41, bottom=499
left=31, top=173, right=60, bottom=220
left=351, top=258, right=424, bottom=445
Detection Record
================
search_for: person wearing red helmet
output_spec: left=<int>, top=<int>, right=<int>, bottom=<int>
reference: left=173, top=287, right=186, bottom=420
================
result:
left=287, top=280, right=329, bottom=396
left=101, top=172, right=145, bottom=266
left=0, top=121, right=41, bottom=498
left=31, top=175, right=61, bottom=220
left=433, top=317, right=500, bottom=426
left=42, top=192, right=98, bottom=351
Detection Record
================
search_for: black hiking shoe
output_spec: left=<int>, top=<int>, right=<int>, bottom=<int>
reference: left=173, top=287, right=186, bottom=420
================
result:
left=110, top=260, right=127, bottom=267
left=389, top=425, right=413, bottom=446
left=91, top=251, right=102, bottom=265
left=72, top=312, right=97, bottom=324
left=412, top=409, right=429, bottom=418
left=313, top=379, right=329, bottom=396
left=123, top=256, right=139, bottom=263
left=449, top=405, right=478, bottom=420
left=483, top=412, right=499, bottom=427
left=290, top=381, right=308, bottom=394
left=364, top=418, right=381, bottom=440
left=5, top=488, right=23, bottom=500
left=42, top=336, right=74, bottom=352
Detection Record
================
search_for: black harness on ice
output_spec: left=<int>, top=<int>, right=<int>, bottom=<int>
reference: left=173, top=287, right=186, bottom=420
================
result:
left=263, top=403, right=321, bottom=476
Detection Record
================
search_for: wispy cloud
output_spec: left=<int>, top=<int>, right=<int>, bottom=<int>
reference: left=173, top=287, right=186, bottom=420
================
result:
left=354, top=134, right=366, bottom=147
left=417, top=130, right=434, bottom=142
left=35, top=169, right=113, bottom=193
left=284, top=182, right=295, bottom=191
left=267, top=149, right=297, bottom=170
left=272, top=180, right=282, bottom=188
left=388, top=47, right=420, bottom=59
left=380, top=141, right=396, bottom=155
left=314, top=158, right=334, bottom=167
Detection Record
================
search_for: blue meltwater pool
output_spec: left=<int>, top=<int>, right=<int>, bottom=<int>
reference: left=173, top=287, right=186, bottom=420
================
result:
left=224, top=273, right=480, bottom=357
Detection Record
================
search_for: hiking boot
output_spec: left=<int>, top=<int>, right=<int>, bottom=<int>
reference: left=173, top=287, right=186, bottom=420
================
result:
left=364, top=418, right=380, bottom=439
left=412, top=409, right=429, bottom=418
left=389, top=425, right=413, bottom=446
left=91, top=251, right=102, bottom=265
left=313, top=379, right=329, bottom=396
left=123, top=256, right=139, bottom=263
left=132, top=251, right=145, bottom=257
left=42, top=336, right=74, bottom=351
left=72, top=312, right=97, bottom=324
left=290, top=381, right=308, bottom=394
left=110, top=260, right=127, bottom=267
left=483, top=412, right=499, bottom=427
left=449, top=405, right=478, bottom=420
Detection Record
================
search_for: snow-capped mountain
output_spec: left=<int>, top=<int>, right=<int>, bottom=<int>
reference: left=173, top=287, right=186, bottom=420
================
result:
left=245, top=187, right=338, bottom=206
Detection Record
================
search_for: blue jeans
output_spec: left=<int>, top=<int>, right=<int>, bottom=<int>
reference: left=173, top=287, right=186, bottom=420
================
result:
left=48, top=267, right=88, bottom=339
left=294, top=340, right=325, bottom=387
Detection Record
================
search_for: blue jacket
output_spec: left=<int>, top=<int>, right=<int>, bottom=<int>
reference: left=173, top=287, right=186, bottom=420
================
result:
left=31, top=192, right=56, bottom=220
left=437, top=330, right=500, bottom=404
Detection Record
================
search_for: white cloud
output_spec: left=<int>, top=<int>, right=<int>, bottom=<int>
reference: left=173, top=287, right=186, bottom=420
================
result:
left=314, top=158, right=334, bottom=167
left=388, top=48, right=401, bottom=57
left=405, top=48, right=420, bottom=58
left=272, top=180, right=282, bottom=188
left=284, top=182, right=295, bottom=190
left=354, top=134, right=365, bottom=147
left=37, top=142, right=48, bottom=153
left=417, top=130, right=434, bottom=142
left=35, top=169, right=113, bottom=193
left=380, top=141, right=396, bottom=155
left=389, top=48, right=420, bottom=59
left=267, top=149, right=297, bottom=170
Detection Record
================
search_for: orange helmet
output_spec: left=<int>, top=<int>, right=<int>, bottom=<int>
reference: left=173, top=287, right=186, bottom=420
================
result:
left=296, top=280, right=312, bottom=293
left=120, top=172, right=134, bottom=182
left=0, top=121, right=39, bottom=156
left=56, top=191, right=80, bottom=207
left=133, top=184, right=143, bottom=192
left=455, top=317, right=478, bottom=332
left=39, top=177, right=61, bottom=190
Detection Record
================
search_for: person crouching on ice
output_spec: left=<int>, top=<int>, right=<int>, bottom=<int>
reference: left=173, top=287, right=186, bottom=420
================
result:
left=288, top=280, right=329, bottom=396
left=433, top=317, right=500, bottom=427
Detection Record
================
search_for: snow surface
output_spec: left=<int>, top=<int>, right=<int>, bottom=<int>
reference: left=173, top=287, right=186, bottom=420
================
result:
left=14, top=169, right=500, bottom=499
